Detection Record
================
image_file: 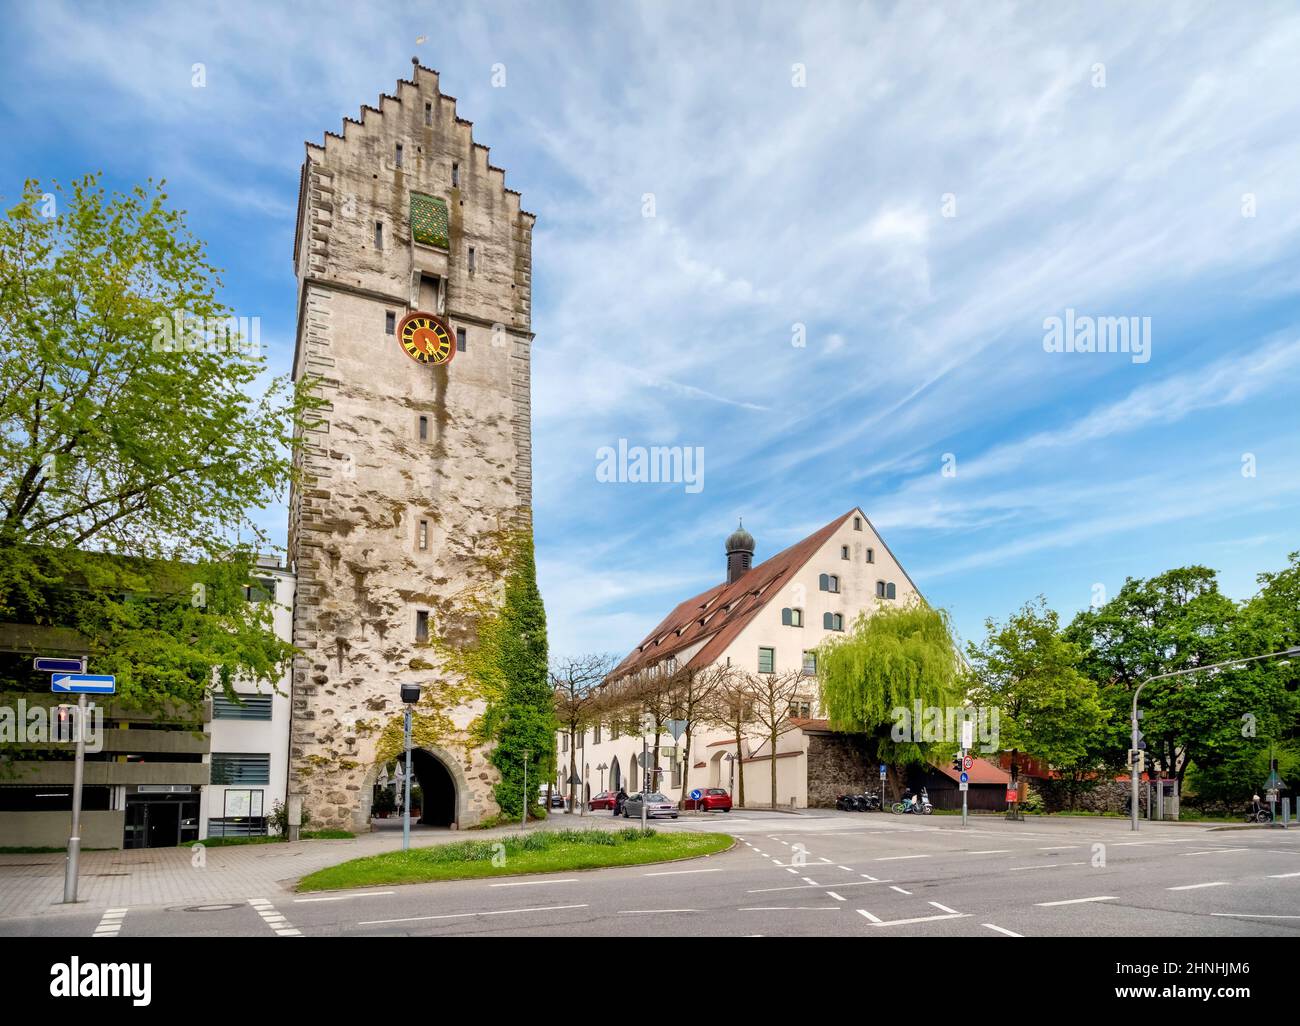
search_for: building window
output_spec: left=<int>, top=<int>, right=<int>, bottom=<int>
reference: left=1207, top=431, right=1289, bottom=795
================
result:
left=758, top=647, right=775, bottom=674
left=418, top=519, right=429, bottom=551
left=561, top=733, right=568, bottom=753
left=787, top=701, right=812, bottom=719
left=854, top=516, right=862, bottom=530
left=887, top=582, right=897, bottom=600
left=781, top=607, right=803, bottom=627
left=415, top=610, right=429, bottom=643
left=456, top=327, right=467, bottom=352
left=877, top=581, right=896, bottom=599
left=840, top=545, right=850, bottom=560
left=243, top=578, right=275, bottom=603
left=213, top=694, right=273, bottom=721
left=823, top=612, right=843, bottom=631
left=385, top=311, right=396, bottom=335
left=594, top=723, right=602, bottom=744
left=467, top=245, right=476, bottom=272
left=418, top=415, right=429, bottom=440
left=611, top=721, right=621, bottom=741
left=424, top=102, right=433, bottom=126
left=866, top=547, right=874, bottom=564
left=374, top=221, right=384, bottom=249
left=802, top=650, right=817, bottom=675
left=210, top=753, right=271, bottom=786
left=819, top=573, right=839, bottom=593
left=452, top=162, right=460, bottom=187
left=395, top=142, right=404, bottom=168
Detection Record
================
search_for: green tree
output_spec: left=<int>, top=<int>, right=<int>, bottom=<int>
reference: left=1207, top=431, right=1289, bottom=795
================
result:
left=0, top=175, right=314, bottom=713
left=965, top=598, right=1109, bottom=805
left=818, top=602, right=962, bottom=790
left=1066, top=566, right=1285, bottom=791
left=486, top=530, right=552, bottom=820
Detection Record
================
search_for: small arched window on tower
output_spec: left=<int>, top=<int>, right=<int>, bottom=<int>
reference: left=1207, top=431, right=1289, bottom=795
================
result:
left=374, top=221, right=384, bottom=250
left=395, top=142, right=404, bottom=168
left=452, top=162, right=460, bottom=187
left=467, top=245, right=476, bottom=273
left=424, top=102, right=433, bottom=126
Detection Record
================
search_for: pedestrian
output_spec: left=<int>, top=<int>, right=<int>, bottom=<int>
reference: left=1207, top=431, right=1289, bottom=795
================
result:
left=614, top=786, right=628, bottom=817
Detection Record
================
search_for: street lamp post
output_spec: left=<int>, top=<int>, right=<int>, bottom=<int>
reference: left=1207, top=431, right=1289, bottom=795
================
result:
left=1129, top=647, right=1299, bottom=832
left=597, top=762, right=608, bottom=793
left=400, top=683, right=421, bottom=851
left=521, top=748, right=531, bottom=832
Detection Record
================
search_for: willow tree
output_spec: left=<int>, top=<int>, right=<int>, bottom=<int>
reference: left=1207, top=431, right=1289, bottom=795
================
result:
left=818, top=602, right=962, bottom=794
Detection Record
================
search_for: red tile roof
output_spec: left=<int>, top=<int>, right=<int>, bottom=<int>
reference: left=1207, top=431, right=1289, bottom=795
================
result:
left=610, top=511, right=857, bottom=679
left=932, top=755, right=1010, bottom=786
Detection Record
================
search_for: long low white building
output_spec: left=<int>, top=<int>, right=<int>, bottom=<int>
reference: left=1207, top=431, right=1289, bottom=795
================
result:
left=559, top=509, right=923, bottom=810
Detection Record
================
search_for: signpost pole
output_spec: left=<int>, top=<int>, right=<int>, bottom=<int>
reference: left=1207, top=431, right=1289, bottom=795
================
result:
left=961, top=748, right=968, bottom=828
left=63, top=692, right=86, bottom=904
left=402, top=705, right=413, bottom=851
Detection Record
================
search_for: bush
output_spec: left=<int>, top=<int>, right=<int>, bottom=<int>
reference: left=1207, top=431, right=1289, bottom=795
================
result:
left=268, top=800, right=313, bottom=839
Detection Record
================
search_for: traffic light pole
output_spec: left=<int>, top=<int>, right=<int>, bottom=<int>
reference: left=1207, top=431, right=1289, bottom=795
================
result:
left=961, top=748, right=968, bottom=828
left=1129, top=647, right=1300, bottom=832
left=63, top=693, right=86, bottom=904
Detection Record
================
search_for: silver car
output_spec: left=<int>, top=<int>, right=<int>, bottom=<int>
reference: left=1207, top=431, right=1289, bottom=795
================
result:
left=622, top=792, right=678, bottom=819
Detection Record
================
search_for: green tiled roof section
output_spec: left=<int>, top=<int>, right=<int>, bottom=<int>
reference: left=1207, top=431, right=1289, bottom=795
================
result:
left=410, top=192, right=449, bottom=248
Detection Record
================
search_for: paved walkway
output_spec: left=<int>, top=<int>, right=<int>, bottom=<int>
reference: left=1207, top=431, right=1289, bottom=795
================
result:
left=0, top=811, right=642, bottom=918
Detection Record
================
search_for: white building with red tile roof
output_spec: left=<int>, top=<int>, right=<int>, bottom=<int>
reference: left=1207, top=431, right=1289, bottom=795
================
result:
left=557, top=509, right=925, bottom=810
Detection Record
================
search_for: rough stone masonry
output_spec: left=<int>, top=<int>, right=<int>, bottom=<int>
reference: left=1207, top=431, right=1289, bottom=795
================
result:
left=286, top=60, right=536, bottom=830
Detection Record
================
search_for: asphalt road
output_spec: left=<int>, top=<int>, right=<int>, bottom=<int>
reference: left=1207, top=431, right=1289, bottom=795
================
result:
left=2, top=812, right=1297, bottom=937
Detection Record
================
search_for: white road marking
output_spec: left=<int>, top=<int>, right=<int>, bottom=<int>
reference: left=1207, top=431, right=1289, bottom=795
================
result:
left=1181, top=849, right=1249, bottom=856
left=1268, top=871, right=1300, bottom=879
left=786, top=868, right=799, bottom=874
left=1167, top=881, right=1229, bottom=891
left=889, top=886, right=912, bottom=895
left=929, top=901, right=959, bottom=914
left=1038, top=846, right=1079, bottom=851
left=92, top=908, right=127, bottom=937
left=249, top=898, right=302, bottom=936
left=860, top=873, right=879, bottom=881
left=1210, top=913, right=1300, bottom=920
left=747, top=880, right=892, bottom=894
left=740, top=906, right=840, bottom=911
left=864, top=912, right=971, bottom=928
left=877, top=854, right=930, bottom=861
left=801, top=877, right=820, bottom=886
left=1035, top=896, right=1117, bottom=907
left=489, top=878, right=579, bottom=887
left=1010, top=864, right=1059, bottom=871
left=643, top=867, right=722, bottom=877
left=969, top=849, right=1011, bottom=854
left=618, top=909, right=698, bottom=914
left=838, top=865, right=853, bottom=871
left=856, top=908, right=882, bottom=923
left=983, top=923, right=1023, bottom=937
left=295, top=891, right=397, bottom=902
left=826, top=892, right=846, bottom=901
left=359, top=903, right=588, bottom=926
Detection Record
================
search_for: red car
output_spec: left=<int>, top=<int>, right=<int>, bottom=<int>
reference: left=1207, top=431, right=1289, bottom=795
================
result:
left=684, top=788, right=732, bottom=812
left=587, top=791, right=618, bottom=811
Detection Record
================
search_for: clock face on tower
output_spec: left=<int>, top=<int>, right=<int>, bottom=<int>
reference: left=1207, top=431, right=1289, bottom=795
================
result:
left=397, top=311, right=455, bottom=366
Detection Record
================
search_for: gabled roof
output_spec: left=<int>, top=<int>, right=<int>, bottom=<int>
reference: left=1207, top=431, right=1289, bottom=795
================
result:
left=932, top=755, right=1010, bottom=786
left=610, top=510, right=858, bottom=679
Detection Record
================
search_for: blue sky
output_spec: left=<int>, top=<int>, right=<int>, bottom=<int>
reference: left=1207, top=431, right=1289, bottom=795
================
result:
left=3, top=1, right=1298, bottom=659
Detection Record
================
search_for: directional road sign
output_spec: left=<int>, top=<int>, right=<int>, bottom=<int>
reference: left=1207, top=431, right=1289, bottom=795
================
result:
left=34, top=657, right=86, bottom=674
left=50, top=674, right=116, bottom=695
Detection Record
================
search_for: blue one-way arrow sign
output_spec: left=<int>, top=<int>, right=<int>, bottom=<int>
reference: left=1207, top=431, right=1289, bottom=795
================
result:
left=34, top=657, right=86, bottom=674
left=51, top=674, right=116, bottom=695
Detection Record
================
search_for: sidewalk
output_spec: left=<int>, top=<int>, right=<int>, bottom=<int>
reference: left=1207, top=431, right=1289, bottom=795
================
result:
left=0, top=811, right=634, bottom=919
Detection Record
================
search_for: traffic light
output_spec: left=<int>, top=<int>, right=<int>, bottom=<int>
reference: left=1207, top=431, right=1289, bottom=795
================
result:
left=1129, top=749, right=1145, bottom=774
left=951, top=754, right=963, bottom=773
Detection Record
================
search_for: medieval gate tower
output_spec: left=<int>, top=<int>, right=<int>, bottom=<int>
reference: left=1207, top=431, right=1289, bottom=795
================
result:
left=286, top=60, right=535, bottom=830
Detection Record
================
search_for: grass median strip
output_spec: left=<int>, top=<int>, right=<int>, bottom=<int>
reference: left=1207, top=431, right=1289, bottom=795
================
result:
left=297, top=828, right=733, bottom=892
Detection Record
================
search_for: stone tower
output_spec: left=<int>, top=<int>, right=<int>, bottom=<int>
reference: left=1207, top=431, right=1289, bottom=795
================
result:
left=286, top=60, right=535, bottom=830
